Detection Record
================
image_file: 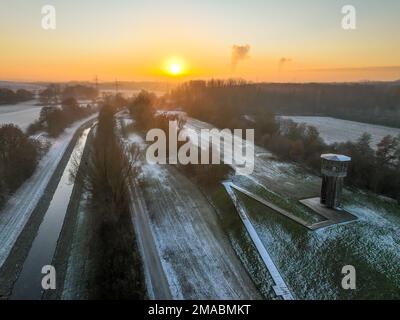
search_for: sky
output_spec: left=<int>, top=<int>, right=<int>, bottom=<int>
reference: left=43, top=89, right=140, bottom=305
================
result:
left=1, top=0, right=400, bottom=82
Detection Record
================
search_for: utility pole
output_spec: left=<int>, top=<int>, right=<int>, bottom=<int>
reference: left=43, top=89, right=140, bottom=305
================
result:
left=92, top=75, right=99, bottom=102
left=115, top=78, right=119, bottom=95
left=94, top=75, right=99, bottom=92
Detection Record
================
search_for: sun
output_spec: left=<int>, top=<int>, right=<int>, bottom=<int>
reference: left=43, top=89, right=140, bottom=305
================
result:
left=169, top=63, right=182, bottom=76
left=162, top=57, right=188, bottom=77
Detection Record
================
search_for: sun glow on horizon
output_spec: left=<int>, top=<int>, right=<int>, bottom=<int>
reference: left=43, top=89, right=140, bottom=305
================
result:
left=0, top=1, right=399, bottom=82
left=162, top=57, right=188, bottom=77
left=169, top=63, right=182, bottom=75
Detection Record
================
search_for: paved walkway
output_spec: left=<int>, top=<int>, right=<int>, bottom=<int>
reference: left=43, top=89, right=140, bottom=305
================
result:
left=223, top=182, right=294, bottom=300
left=228, top=183, right=357, bottom=231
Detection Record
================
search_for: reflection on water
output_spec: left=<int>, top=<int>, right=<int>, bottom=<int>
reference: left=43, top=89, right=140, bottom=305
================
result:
left=11, top=128, right=91, bottom=300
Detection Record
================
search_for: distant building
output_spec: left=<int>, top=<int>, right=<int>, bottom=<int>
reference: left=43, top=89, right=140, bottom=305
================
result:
left=320, top=154, right=351, bottom=209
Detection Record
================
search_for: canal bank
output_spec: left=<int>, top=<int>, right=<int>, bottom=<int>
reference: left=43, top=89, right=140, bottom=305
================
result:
left=43, top=127, right=95, bottom=300
left=0, top=118, right=96, bottom=300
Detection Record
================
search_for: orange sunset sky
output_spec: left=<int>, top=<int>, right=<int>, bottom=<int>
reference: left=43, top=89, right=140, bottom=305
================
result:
left=1, top=0, right=400, bottom=83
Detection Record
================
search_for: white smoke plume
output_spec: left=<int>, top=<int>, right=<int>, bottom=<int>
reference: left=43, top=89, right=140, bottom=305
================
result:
left=279, top=57, right=292, bottom=71
left=231, top=44, right=251, bottom=71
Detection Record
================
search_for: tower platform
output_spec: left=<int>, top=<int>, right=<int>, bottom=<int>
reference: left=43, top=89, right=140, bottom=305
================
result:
left=299, top=197, right=358, bottom=230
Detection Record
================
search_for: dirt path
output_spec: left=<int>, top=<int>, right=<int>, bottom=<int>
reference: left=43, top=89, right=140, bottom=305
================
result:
left=129, top=181, right=172, bottom=300
left=140, top=163, right=261, bottom=299
left=120, top=124, right=260, bottom=299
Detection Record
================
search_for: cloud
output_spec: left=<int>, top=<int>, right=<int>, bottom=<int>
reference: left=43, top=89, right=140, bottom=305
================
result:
left=279, top=57, right=292, bottom=71
left=231, top=44, right=251, bottom=70
left=301, top=66, right=400, bottom=72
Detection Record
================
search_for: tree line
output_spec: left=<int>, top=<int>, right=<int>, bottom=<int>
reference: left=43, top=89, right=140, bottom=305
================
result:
left=167, top=80, right=400, bottom=128
left=169, top=80, right=400, bottom=202
left=0, top=85, right=97, bottom=207
left=128, top=90, right=241, bottom=187
left=28, top=97, right=94, bottom=137
left=0, top=125, right=41, bottom=208
left=75, top=101, right=146, bottom=299
left=267, top=120, right=400, bottom=201
left=0, top=88, right=34, bottom=105
left=39, top=84, right=98, bottom=106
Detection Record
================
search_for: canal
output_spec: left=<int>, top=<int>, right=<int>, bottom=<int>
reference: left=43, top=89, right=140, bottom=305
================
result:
left=11, top=127, right=91, bottom=300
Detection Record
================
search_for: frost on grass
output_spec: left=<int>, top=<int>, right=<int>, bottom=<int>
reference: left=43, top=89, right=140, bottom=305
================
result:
left=192, top=117, right=400, bottom=299
left=138, top=162, right=259, bottom=299
left=119, top=123, right=259, bottom=299
left=0, top=101, right=42, bottom=132
left=279, top=116, right=400, bottom=149
left=238, top=171, right=400, bottom=299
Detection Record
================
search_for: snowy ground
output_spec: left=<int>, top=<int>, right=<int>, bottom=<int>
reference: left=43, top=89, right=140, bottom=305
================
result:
left=186, top=117, right=320, bottom=200
left=120, top=120, right=260, bottom=300
left=242, top=190, right=400, bottom=299
left=141, top=164, right=260, bottom=299
left=186, top=117, right=400, bottom=299
left=61, top=194, right=92, bottom=300
left=0, top=98, right=96, bottom=132
left=0, top=114, right=97, bottom=269
left=279, top=116, right=400, bottom=148
left=223, top=182, right=293, bottom=300
left=0, top=100, right=42, bottom=131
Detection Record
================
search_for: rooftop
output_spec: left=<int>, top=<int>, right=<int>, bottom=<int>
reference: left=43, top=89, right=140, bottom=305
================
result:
left=321, top=154, right=351, bottom=162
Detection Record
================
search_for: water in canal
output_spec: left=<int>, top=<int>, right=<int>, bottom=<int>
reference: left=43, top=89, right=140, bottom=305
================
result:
left=11, top=128, right=91, bottom=300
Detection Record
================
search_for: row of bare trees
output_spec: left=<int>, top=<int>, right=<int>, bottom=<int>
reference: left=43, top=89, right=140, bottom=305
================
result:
left=0, top=88, right=34, bottom=105
left=169, top=81, right=400, bottom=127
left=39, top=84, right=98, bottom=106
left=76, top=103, right=145, bottom=299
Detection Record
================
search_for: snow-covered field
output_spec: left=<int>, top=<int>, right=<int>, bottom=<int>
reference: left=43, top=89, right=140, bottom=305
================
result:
left=142, top=164, right=260, bottom=299
left=279, top=116, right=400, bottom=148
left=0, top=101, right=42, bottom=131
left=243, top=191, right=400, bottom=299
left=186, top=117, right=320, bottom=200
left=187, top=117, right=400, bottom=299
left=120, top=122, right=260, bottom=300
left=0, top=114, right=97, bottom=269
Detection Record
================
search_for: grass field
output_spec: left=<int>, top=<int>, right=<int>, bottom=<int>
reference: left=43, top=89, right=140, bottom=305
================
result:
left=190, top=118, right=400, bottom=299
left=279, top=116, right=400, bottom=148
